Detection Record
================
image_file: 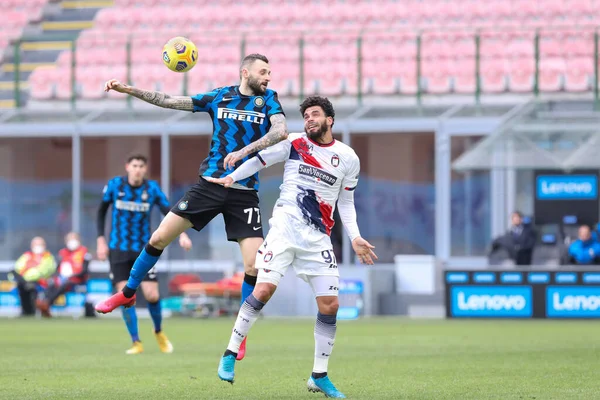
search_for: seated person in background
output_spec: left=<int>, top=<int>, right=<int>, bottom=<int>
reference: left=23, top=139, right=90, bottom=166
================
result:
left=489, top=211, right=536, bottom=266
left=8, top=237, right=56, bottom=316
left=568, top=225, right=600, bottom=265
left=36, top=232, right=92, bottom=317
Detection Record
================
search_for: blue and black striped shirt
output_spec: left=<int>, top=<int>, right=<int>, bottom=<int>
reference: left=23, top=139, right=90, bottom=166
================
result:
left=97, top=176, right=170, bottom=252
left=192, top=85, right=284, bottom=190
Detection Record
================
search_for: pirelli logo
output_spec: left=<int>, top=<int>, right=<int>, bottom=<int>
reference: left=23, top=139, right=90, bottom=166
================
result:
left=298, top=164, right=337, bottom=186
left=115, top=200, right=151, bottom=212
left=217, top=108, right=265, bottom=125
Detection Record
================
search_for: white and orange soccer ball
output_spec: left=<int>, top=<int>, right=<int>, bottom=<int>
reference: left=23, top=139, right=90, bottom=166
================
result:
left=162, top=36, right=198, bottom=73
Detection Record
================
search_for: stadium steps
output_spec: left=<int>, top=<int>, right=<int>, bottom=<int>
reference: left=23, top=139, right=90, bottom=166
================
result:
left=0, top=0, right=113, bottom=108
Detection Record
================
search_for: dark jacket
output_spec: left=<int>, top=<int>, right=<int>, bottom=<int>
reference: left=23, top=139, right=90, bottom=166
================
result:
left=491, top=224, right=536, bottom=265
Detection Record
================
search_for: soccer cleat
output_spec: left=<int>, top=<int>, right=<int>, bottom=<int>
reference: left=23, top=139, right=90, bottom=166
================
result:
left=155, top=331, right=174, bottom=354
left=236, top=337, right=247, bottom=361
left=95, top=292, right=136, bottom=314
left=307, top=376, right=346, bottom=398
left=126, top=341, right=144, bottom=355
left=36, top=299, right=51, bottom=318
left=218, top=354, right=236, bottom=384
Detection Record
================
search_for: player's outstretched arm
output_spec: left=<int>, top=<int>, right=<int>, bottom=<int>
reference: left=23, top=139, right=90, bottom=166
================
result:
left=104, top=79, right=194, bottom=111
left=224, top=113, right=288, bottom=169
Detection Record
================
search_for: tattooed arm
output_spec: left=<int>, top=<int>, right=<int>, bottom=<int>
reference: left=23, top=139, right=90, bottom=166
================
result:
left=104, top=79, right=194, bottom=111
left=223, top=113, right=288, bottom=169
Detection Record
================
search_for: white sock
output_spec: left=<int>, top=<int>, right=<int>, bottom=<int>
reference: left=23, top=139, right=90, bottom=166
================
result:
left=226, top=294, right=264, bottom=354
left=313, top=312, right=337, bottom=374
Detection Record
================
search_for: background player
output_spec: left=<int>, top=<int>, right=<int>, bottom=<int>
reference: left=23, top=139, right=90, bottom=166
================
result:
left=97, top=154, right=192, bottom=355
left=95, top=54, right=288, bottom=360
left=212, top=96, right=376, bottom=398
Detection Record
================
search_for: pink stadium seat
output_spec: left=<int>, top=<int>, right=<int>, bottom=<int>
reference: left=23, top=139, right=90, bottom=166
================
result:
left=398, top=60, right=418, bottom=95
left=422, top=59, right=451, bottom=94
left=318, top=63, right=346, bottom=96
left=21, top=0, right=600, bottom=101
left=29, top=67, right=57, bottom=100
left=508, top=59, right=535, bottom=92
left=77, top=68, right=106, bottom=100
left=564, top=58, right=592, bottom=92
left=453, top=59, right=477, bottom=93
left=539, top=59, right=566, bottom=92
left=480, top=59, right=508, bottom=93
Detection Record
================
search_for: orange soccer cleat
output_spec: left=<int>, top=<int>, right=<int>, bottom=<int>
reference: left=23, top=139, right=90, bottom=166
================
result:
left=236, top=337, right=247, bottom=361
left=95, top=292, right=136, bottom=314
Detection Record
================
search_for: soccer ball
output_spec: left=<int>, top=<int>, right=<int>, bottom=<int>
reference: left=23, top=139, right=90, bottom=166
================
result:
left=162, top=37, right=198, bottom=73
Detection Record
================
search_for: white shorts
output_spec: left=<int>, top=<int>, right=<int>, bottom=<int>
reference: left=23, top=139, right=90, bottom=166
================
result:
left=255, top=211, right=339, bottom=297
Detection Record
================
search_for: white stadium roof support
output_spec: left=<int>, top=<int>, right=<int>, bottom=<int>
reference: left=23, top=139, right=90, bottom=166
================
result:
left=453, top=100, right=600, bottom=171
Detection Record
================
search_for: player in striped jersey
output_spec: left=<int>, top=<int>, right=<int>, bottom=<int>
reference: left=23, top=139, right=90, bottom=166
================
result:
left=97, top=154, right=192, bottom=354
left=95, top=54, right=288, bottom=361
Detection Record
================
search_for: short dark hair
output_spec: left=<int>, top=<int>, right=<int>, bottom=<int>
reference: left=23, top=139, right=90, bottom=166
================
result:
left=299, top=96, right=335, bottom=127
left=239, top=53, right=269, bottom=78
left=126, top=154, right=147, bottom=164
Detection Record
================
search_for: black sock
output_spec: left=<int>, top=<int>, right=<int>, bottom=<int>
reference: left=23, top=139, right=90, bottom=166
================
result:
left=224, top=349, right=238, bottom=358
left=122, top=285, right=136, bottom=298
left=243, top=273, right=257, bottom=286
left=312, top=372, right=327, bottom=379
left=145, top=243, right=163, bottom=257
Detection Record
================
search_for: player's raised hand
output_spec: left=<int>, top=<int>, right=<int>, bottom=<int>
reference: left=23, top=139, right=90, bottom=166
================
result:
left=205, top=176, right=235, bottom=188
left=178, top=232, right=192, bottom=251
left=224, top=150, right=244, bottom=170
left=96, top=237, right=109, bottom=261
left=104, top=79, right=127, bottom=93
left=352, top=237, right=378, bottom=265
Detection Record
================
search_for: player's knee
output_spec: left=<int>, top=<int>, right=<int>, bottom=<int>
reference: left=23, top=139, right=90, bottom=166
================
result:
left=145, top=293, right=160, bottom=303
left=253, top=283, right=275, bottom=303
left=243, top=261, right=257, bottom=276
left=318, top=297, right=339, bottom=315
left=149, top=230, right=169, bottom=250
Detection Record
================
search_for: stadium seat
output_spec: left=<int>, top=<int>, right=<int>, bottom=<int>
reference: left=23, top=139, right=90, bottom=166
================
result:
left=29, top=67, right=57, bottom=100
left=508, top=59, right=535, bottom=92
left=539, top=59, right=566, bottom=92
left=422, top=59, right=452, bottom=94
left=480, top=58, right=508, bottom=93
left=452, top=59, right=477, bottom=94
left=20, top=0, right=600, bottom=99
left=564, top=58, right=592, bottom=92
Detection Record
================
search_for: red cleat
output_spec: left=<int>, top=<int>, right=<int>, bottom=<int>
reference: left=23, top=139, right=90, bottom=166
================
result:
left=95, top=292, right=136, bottom=314
left=236, top=337, right=247, bottom=361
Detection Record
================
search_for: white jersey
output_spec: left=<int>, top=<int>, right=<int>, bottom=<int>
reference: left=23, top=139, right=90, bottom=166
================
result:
left=255, top=132, right=360, bottom=235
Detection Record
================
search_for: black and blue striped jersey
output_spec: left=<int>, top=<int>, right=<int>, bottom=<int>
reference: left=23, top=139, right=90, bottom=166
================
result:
left=192, top=85, right=284, bottom=190
left=97, top=176, right=170, bottom=252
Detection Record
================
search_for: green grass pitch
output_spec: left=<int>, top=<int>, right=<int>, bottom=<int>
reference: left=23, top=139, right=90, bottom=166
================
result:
left=1, top=317, right=599, bottom=399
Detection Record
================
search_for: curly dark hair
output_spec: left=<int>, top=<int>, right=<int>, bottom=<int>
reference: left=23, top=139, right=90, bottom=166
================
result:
left=299, top=96, right=335, bottom=127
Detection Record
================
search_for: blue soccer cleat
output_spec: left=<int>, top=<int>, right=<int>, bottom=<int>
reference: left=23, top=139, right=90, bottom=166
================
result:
left=218, top=354, right=236, bottom=384
left=307, top=376, right=346, bottom=398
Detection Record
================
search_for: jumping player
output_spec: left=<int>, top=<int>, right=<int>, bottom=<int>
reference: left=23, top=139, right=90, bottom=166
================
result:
left=95, top=54, right=288, bottom=361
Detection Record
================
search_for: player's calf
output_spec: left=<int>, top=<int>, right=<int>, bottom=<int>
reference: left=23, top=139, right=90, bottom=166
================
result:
left=218, top=293, right=265, bottom=382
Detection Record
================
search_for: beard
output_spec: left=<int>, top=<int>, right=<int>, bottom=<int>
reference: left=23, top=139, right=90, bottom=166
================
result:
left=305, top=121, right=328, bottom=141
left=248, top=76, right=267, bottom=95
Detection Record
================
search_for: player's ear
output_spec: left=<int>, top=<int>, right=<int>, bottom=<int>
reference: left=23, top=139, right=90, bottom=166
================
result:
left=327, top=116, right=333, bottom=127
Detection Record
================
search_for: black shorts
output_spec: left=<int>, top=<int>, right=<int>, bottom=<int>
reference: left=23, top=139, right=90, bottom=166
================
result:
left=170, top=178, right=264, bottom=242
left=109, top=250, right=158, bottom=285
